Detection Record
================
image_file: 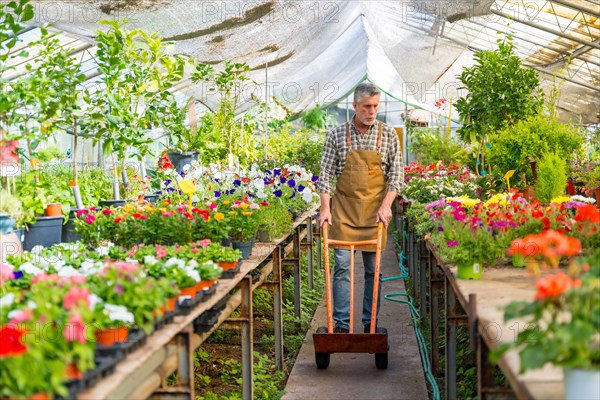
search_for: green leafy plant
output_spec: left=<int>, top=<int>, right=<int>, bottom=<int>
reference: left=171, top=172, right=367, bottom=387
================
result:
left=455, top=36, right=544, bottom=175
left=256, top=203, right=293, bottom=241
left=87, top=20, right=186, bottom=199
left=487, top=114, right=583, bottom=186
left=535, top=152, right=567, bottom=203
left=407, top=128, right=469, bottom=166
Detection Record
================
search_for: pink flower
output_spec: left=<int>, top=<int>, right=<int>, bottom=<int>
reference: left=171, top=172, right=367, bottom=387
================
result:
left=63, top=287, right=91, bottom=310
left=207, top=203, right=217, bottom=210
left=162, top=211, right=174, bottom=217
left=446, top=240, right=459, bottom=247
left=197, top=239, right=211, bottom=248
left=63, top=313, right=87, bottom=343
left=0, top=262, right=14, bottom=283
left=112, top=262, right=139, bottom=273
left=102, top=208, right=114, bottom=215
left=85, top=214, right=96, bottom=224
left=155, top=246, right=167, bottom=259
left=69, top=275, right=87, bottom=285
left=9, top=309, right=33, bottom=324
left=249, top=203, right=260, bottom=210
left=75, top=209, right=89, bottom=217
left=31, top=274, right=61, bottom=285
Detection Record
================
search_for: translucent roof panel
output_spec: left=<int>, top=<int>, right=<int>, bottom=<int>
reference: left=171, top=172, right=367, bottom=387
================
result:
left=6, top=0, right=599, bottom=125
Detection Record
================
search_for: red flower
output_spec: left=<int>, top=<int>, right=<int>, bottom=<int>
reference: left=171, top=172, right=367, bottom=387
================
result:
left=85, top=214, right=96, bottom=224
left=0, top=325, right=27, bottom=357
left=114, top=217, right=122, bottom=223
left=541, top=217, right=551, bottom=229
left=102, top=208, right=114, bottom=216
left=535, top=272, right=581, bottom=300
left=574, top=204, right=600, bottom=224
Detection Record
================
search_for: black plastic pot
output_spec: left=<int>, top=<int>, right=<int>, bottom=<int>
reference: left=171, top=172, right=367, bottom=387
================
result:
left=98, top=199, right=127, bottom=208
left=62, top=210, right=82, bottom=243
left=24, top=216, right=63, bottom=251
left=144, top=194, right=160, bottom=204
left=167, top=151, right=199, bottom=173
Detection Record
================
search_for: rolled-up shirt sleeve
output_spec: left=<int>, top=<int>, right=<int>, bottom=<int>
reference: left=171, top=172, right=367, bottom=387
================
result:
left=318, top=131, right=338, bottom=194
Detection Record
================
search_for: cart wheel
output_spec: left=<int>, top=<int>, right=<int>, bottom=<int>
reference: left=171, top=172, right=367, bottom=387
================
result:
left=375, top=352, right=388, bottom=369
left=315, top=351, right=330, bottom=369
left=315, top=326, right=330, bottom=369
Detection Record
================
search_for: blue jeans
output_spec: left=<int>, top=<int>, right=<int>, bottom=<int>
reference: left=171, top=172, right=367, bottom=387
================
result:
left=333, top=249, right=382, bottom=330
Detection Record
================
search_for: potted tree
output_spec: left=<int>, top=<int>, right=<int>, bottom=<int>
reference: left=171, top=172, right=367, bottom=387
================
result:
left=86, top=20, right=187, bottom=204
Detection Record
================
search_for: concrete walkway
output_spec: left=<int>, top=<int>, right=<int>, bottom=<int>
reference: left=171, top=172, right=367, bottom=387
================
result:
left=282, top=228, right=429, bottom=400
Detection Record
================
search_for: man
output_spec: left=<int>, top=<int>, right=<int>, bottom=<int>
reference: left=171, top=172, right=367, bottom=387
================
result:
left=318, top=82, right=403, bottom=333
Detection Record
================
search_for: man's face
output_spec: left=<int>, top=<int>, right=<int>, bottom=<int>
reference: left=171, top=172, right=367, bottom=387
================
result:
left=353, top=94, right=380, bottom=126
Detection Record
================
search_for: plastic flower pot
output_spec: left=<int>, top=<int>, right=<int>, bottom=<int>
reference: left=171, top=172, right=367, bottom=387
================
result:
left=457, top=261, right=483, bottom=280
left=218, top=261, right=238, bottom=271
left=0, top=214, right=15, bottom=234
left=61, top=210, right=82, bottom=243
left=23, top=216, right=63, bottom=251
left=98, top=199, right=127, bottom=208
left=232, top=240, right=254, bottom=260
left=95, top=326, right=129, bottom=347
left=44, top=203, right=62, bottom=217
left=195, top=279, right=216, bottom=291
left=65, top=362, right=83, bottom=380
left=179, top=285, right=198, bottom=298
left=167, top=151, right=199, bottom=173
left=564, top=367, right=600, bottom=400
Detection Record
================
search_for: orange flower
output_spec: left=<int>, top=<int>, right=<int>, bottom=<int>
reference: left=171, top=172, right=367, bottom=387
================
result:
left=534, top=272, right=580, bottom=300
left=574, top=204, right=600, bottom=224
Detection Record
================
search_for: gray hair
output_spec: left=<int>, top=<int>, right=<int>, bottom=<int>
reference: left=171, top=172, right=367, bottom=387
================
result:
left=354, top=83, right=380, bottom=104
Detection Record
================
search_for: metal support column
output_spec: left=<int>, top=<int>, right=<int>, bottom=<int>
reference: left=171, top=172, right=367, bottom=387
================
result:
left=293, top=225, right=302, bottom=319
left=306, top=217, right=314, bottom=290
left=429, top=251, right=443, bottom=376
left=239, top=276, right=254, bottom=400
left=270, top=246, right=284, bottom=371
left=315, top=220, right=322, bottom=274
left=445, top=277, right=468, bottom=400
left=419, top=241, right=428, bottom=321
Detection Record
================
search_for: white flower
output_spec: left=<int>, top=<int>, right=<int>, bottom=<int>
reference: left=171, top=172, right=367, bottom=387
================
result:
left=144, top=255, right=159, bottom=266
left=301, top=188, right=314, bottom=203
left=104, top=304, right=135, bottom=324
left=89, top=294, right=102, bottom=309
left=27, top=300, right=36, bottom=309
left=184, top=267, right=200, bottom=282
left=0, top=293, right=15, bottom=307
left=19, top=262, right=43, bottom=276
left=571, top=195, right=596, bottom=204
left=187, top=259, right=199, bottom=269
left=97, top=245, right=111, bottom=257
left=80, top=259, right=101, bottom=276
left=165, top=257, right=185, bottom=269
left=57, top=266, right=82, bottom=278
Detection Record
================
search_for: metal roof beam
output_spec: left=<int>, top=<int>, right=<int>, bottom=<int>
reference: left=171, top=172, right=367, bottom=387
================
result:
left=491, top=9, right=600, bottom=50
left=548, top=0, right=600, bottom=18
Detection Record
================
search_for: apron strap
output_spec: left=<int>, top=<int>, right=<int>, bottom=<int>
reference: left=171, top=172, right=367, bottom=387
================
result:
left=377, top=121, right=383, bottom=150
left=345, top=122, right=351, bottom=149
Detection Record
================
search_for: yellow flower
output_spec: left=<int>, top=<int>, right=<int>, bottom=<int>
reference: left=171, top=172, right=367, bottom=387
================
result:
left=223, top=200, right=231, bottom=205
left=123, top=203, right=135, bottom=213
left=447, top=195, right=481, bottom=207
left=214, top=212, right=225, bottom=221
left=484, top=193, right=508, bottom=207
left=242, top=212, right=252, bottom=216
left=238, top=203, right=250, bottom=210
left=550, top=196, right=571, bottom=204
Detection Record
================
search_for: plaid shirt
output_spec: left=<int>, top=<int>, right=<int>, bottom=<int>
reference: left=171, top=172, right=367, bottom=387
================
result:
left=318, top=118, right=404, bottom=194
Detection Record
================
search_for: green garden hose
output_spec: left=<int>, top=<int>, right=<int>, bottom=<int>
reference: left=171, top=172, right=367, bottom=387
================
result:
left=383, top=228, right=441, bottom=400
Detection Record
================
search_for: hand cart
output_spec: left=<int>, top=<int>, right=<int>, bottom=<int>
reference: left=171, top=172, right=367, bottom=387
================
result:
left=313, top=222, right=388, bottom=369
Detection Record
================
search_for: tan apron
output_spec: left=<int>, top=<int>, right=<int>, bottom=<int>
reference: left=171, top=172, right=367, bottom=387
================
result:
left=330, top=121, right=387, bottom=252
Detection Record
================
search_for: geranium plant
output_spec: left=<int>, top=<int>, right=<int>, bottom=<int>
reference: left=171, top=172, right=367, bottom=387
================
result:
left=492, top=245, right=599, bottom=372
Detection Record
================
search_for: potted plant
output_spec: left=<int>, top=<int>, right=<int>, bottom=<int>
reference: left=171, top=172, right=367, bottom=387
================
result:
left=581, top=164, right=600, bottom=204
left=86, top=20, right=186, bottom=202
left=492, top=245, right=599, bottom=400
left=92, top=302, right=135, bottom=347
left=0, top=188, right=21, bottom=234
left=220, top=199, right=262, bottom=259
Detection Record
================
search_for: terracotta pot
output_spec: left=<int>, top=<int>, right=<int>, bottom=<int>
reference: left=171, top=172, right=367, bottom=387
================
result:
left=195, top=279, right=216, bottom=291
left=95, top=326, right=129, bottom=346
left=65, top=362, right=83, bottom=380
left=166, top=296, right=177, bottom=311
left=218, top=261, right=238, bottom=271
left=28, top=394, right=50, bottom=400
left=179, top=285, right=197, bottom=298
left=44, top=203, right=62, bottom=217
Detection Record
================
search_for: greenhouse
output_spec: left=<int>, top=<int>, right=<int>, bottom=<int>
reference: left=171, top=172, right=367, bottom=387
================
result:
left=0, top=0, right=599, bottom=399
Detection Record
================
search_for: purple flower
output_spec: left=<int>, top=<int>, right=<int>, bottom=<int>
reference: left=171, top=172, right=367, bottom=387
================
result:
left=565, top=200, right=586, bottom=209
left=311, top=175, right=319, bottom=182
left=226, top=189, right=236, bottom=195
left=280, top=176, right=287, bottom=184
left=446, top=240, right=458, bottom=247
left=274, top=190, right=282, bottom=198
left=114, top=284, right=124, bottom=296
left=233, top=179, right=241, bottom=187
left=287, top=179, right=296, bottom=188
left=274, top=168, right=281, bottom=176
left=437, top=226, right=444, bottom=232
left=298, top=184, right=306, bottom=192
left=214, top=190, right=221, bottom=198
left=164, top=179, right=172, bottom=186
left=289, top=190, right=296, bottom=199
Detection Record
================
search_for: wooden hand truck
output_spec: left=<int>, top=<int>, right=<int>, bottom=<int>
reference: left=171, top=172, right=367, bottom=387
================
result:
left=312, top=222, right=388, bottom=369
